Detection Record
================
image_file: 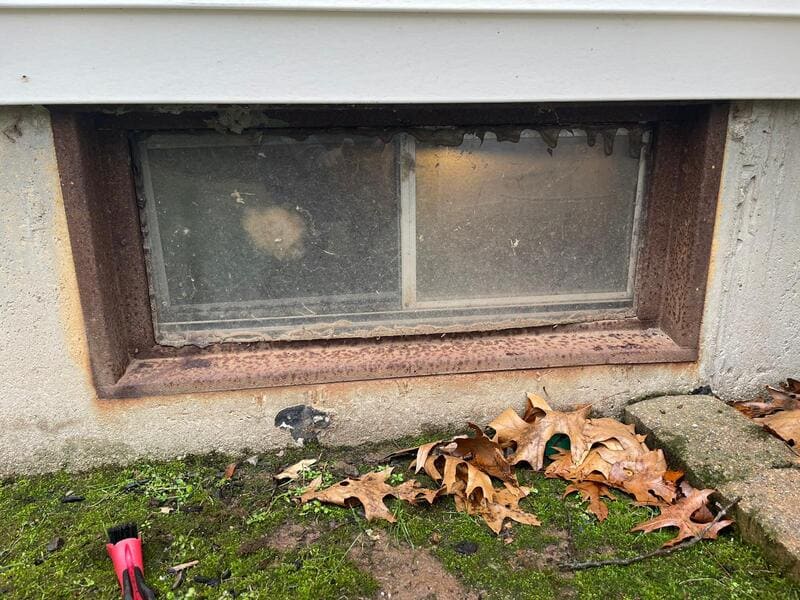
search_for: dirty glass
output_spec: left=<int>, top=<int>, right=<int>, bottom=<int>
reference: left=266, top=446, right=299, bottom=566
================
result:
left=135, top=128, right=645, bottom=344
left=414, top=132, right=641, bottom=305
left=138, top=132, right=401, bottom=343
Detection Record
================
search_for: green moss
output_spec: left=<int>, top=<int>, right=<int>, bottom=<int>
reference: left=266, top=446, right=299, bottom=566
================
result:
left=1, top=436, right=799, bottom=600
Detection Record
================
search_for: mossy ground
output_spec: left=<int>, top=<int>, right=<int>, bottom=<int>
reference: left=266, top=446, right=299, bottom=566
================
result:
left=1, top=434, right=798, bottom=600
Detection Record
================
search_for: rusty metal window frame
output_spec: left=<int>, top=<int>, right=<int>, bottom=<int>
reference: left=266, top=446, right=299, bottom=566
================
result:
left=50, top=103, right=728, bottom=399
left=135, top=128, right=649, bottom=344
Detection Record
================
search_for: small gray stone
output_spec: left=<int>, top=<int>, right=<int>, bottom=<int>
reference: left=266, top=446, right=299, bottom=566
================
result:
left=46, top=537, right=63, bottom=553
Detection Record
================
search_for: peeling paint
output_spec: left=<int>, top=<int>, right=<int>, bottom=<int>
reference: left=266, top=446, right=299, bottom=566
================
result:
left=274, top=404, right=331, bottom=445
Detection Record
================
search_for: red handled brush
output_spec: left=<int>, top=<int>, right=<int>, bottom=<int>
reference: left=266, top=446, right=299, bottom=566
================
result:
left=106, top=523, right=157, bottom=600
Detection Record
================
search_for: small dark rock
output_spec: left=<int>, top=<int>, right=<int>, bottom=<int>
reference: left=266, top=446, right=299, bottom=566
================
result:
left=46, top=537, right=64, bottom=553
left=193, top=575, right=220, bottom=587
left=122, top=480, right=144, bottom=492
left=690, top=385, right=713, bottom=396
left=61, top=494, right=84, bottom=503
left=33, top=556, right=44, bottom=565
left=454, top=540, right=478, bottom=555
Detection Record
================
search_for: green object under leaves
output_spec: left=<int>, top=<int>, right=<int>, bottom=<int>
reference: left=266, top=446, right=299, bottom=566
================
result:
left=545, top=434, right=571, bottom=460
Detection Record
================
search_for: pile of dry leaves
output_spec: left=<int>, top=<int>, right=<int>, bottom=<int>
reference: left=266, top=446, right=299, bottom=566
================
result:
left=734, top=378, right=800, bottom=455
left=299, top=394, right=733, bottom=549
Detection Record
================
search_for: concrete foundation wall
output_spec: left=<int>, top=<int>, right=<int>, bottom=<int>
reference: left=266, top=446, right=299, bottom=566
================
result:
left=1, top=102, right=798, bottom=474
left=699, top=102, right=800, bottom=399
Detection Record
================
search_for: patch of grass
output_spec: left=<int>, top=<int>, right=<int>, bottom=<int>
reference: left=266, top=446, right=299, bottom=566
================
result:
left=1, top=436, right=799, bottom=600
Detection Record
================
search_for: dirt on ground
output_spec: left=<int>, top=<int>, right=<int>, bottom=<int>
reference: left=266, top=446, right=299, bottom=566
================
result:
left=512, top=528, right=572, bottom=572
left=238, top=523, right=322, bottom=555
left=349, top=538, right=479, bottom=600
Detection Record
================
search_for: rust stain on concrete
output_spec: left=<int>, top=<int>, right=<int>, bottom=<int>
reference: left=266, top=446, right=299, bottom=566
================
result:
left=50, top=157, right=94, bottom=392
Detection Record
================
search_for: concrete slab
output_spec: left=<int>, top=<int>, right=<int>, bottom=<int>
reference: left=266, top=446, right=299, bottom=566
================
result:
left=624, top=394, right=800, bottom=582
left=623, top=395, right=797, bottom=487
left=718, top=469, right=800, bottom=582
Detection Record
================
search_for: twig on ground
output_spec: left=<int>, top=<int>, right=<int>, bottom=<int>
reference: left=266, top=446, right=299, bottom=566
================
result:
left=558, top=496, right=741, bottom=571
left=168, top=559, right=199, bottom=590
left=168, top=560, right=199, bottom=574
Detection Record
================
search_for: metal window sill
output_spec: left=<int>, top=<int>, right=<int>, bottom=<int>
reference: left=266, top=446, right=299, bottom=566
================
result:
left=104, top=322, right=695, bottom=398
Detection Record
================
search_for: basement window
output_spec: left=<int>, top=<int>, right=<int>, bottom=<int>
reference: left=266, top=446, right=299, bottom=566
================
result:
left=51, top=104, right=727, bottom=397
left=135, top=128, right=646, bottom=345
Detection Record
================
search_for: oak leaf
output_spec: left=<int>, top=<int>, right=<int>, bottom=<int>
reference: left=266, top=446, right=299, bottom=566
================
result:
left=439, top=455, right=497, bottom=502
left=489, top=408, right=534, bottom=448
left=756, top=409, right=800, bottom=453
left=492, top=394, right=592, bottom=471
left=582, top=418, right=649, bottom=457
left=608, top=449, right=676, bottom=505
left=445, top=423, right=516, bottom=484
left=456, top=485, right=541, bottom=534
left=631, top=485, right=732, bottom=547
left=299, top=468, right=436, bottom=522
left=734, top=380, right=800, bottom=417
left=564, top=481, right=615, bottom=521
left=274, top=458, right=318, bottom=482
left=545, top=448, right=615, bottom=483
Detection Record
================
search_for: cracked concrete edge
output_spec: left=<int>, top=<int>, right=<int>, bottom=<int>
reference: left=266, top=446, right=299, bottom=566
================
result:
left=717, top=471, right=800, bottom=582
left=624, top=394, right=800, bottom=582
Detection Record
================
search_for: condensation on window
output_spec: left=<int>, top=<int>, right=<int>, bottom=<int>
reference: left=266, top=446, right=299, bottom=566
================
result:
left=134, top=127, right=647, bottom=346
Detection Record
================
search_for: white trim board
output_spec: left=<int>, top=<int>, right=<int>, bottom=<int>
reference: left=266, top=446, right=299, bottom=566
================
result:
left=2, top=6, right=800, bottom=104
left=3, top=1, right=800, bottom=16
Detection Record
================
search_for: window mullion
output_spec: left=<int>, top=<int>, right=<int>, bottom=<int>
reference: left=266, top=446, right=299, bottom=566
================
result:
left=399, top=133, right=417, bottom=309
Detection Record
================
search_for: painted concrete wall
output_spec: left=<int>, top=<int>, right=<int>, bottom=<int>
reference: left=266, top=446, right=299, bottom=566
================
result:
left=699, top=102, right=800, bottom=400
left=1, top=102, right=798, bottom=474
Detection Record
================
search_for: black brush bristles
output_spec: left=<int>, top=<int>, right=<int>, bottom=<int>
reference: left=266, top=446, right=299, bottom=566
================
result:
left=107, top=522, right=138, bottom=544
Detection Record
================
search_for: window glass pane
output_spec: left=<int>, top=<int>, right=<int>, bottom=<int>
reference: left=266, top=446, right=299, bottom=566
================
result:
left=136, top=127, right=645, bottom=344
left=139, top=133, right=400, bottom=336
left=414, top=132, right=641, bottom=305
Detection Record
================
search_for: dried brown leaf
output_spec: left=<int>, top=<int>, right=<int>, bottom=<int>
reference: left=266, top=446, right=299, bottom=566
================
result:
left=498, top=395, right=593, bottom=471
left=299, top=469, right=437, bottom=522
left=756, top=409, right=800, bottom=452
left=457, top=485, right=540, bottom=534
left=447, top=423, right=516, bottom=484
left=489, top=408, right=531, bottom=448
left=564, top=481, right=615, bottom=522
left=632, top=485, right=733, bottom=547
left=582, top=418, right=649, bottom=457
left=608, top=449, right=676, bottom=505
left=274, top=458, right=318, bottom=482
left=545, top=447, right=616, bottom=484
left=734, top=382, right=800, bottom=417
